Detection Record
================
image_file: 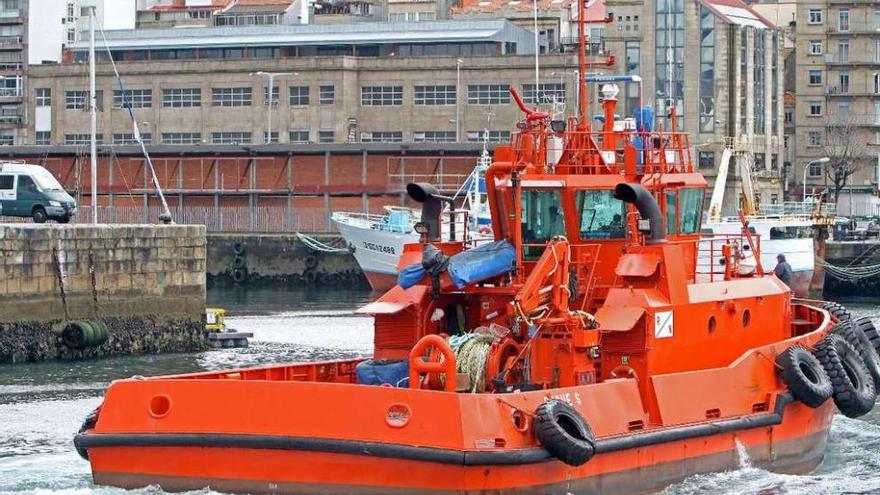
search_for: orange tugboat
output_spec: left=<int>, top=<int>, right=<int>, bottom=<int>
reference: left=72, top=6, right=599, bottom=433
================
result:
left=75, top=4, right=880, bottom=493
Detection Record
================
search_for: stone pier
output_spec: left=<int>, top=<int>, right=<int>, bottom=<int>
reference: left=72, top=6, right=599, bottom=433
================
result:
left=0, top=224, right=207, bottom=363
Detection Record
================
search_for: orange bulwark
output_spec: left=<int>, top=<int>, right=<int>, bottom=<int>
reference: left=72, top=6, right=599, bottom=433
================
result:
left=74, top=1, right=878, bottom=492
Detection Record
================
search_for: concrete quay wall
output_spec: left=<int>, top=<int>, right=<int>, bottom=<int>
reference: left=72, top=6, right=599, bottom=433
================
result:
left=0, top=224, right=207, bottom=363
left=822, top=241, right=880, bottom=299
left=207, top=233, right=366, bottom=288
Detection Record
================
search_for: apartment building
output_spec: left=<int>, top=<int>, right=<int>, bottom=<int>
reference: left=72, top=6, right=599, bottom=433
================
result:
left=0, top=0, right=25, bottom=145
left=603, top=0, right=785, bottom=214
left=24, top=20, right=588, bottom=147
left=794, top=1, right=880, bottom=214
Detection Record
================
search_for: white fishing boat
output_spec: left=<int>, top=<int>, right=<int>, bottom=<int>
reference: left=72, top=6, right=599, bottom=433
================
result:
left=333, top=145, right=492, bottom=291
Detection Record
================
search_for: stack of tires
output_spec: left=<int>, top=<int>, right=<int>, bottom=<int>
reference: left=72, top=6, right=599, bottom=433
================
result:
left=231, top=242, right=247, bottom=284
left=777, top=303, right=880, bottom=418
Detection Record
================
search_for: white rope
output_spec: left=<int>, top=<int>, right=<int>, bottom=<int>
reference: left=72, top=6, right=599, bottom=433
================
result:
left=449, top=333, right=496, bottom=393
left=295, top=232, right=349, bottom=253
left=817, top=258, right=880, bottom=282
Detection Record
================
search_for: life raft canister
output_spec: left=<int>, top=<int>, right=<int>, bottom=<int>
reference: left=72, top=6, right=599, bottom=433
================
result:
left=776, top=345, right=833, bottom=408
left=534, top=399, right=596, bottom=467
left=814, top=333, right=877, bottom=418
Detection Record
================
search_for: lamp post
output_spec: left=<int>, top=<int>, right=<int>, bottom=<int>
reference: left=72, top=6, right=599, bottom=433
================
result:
left=250, top=71, right=295, bottom=143
left=455, top=59, right=463, bottom=143
left=803, top=157, right=830, bottom=202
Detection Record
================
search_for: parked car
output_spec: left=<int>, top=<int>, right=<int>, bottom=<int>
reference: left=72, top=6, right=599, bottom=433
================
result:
left=0, top=162, right=77, bottom=223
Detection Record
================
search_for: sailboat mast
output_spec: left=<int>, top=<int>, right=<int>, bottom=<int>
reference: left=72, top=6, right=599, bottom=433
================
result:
left=88, top=6, right=98, bottom=224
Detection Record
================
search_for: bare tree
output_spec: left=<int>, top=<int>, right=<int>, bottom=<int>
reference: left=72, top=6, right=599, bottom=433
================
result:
left=822, top=114, right=869, bottom=202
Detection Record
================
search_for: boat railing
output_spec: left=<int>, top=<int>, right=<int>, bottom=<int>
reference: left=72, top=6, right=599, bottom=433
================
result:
left=695, top=234, right=763, bottom=283
left=510, top=128, right=694, bottom=175
left=758, top=201, right=837, bottom=218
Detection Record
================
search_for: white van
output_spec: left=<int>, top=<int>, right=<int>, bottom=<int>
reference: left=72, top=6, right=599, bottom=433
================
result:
left=0, top=162, right=77, bottom=223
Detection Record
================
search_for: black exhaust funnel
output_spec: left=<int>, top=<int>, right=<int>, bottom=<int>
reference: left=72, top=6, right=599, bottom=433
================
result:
left=406, top=183, right=454, bottom=241
left=613, top=183, right=665, bottom=243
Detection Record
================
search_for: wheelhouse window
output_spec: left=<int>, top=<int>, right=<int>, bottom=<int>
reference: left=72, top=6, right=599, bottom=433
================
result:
left=521, top=190, right=565, bottom=258
left=577, top=190, right=626, bottom=239
left=678, top=188, right=704, bottom=235
left=666, top=190, right=677, bottom=234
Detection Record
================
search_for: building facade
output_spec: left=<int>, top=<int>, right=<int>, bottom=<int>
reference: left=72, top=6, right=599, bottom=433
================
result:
left=0, top=0, right=26, bottom=145
left=25, top=20, right=587, bottom=148
left=603, top=0, right=785, bottom=214
left=794, top=0, right=880, bottom=215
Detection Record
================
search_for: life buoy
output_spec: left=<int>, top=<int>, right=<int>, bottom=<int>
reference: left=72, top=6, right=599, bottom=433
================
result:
left=814, top=334, right=877, bottom=418
left=609, top=365, right=638, bottom=380
left=832, top=321, right=880, bottom=387
left=534, top=399, right=596, bottom=467
left=775, top=345, right=832, bottom=408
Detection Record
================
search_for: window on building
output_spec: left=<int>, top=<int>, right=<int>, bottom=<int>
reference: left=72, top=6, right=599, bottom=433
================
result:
left=64, top=134, right=103, bottom=145
left=874, top=72, right=880, bottom=94
left=809, top=159, right=823, bottom=176
left=319, top=85, right=334, bottom=104
left=65, top=90, right=86, bottom=110
left=251, top=47, right=278, bottom=59
left=212, top=132, right=251, bottom=144
left=838, top=39, right=849, bottom=63
left=414, top=85, right=456, bottom=105
left=466, top=130, right=510, bottom=143
left=754, top=29, right=767, bottom=133
left=113, top=89, right=152, bottom=109
left=838, top=8, right=849, bottom=31
left=808, top=131, right=822, bottom=148
left=625, top=41, right=641, bottom=113
left=876, top=39, right=880, bottom=63
left=361, top=86, right=403, bottom=106
left=360, top=131, right=402, bottom=143
left=189, top=10, right=210, bottom=19
left=212, top=87, right=252, bottom=107
left=389, top=13, right=405, bottom=22
left=809, top=101, right=823, bottom=116
left=263, top=131, right=278, bottom=144
left=163, top=88, right=201, bottom=107
left=263, top=86, right=280, bottom=107
left=808, top=70, right=822, bottom=85
left=839, top=70, right=850, bottom=93
left=467, top=84, right=510, bottom=105
left=413, top=131, right=456, bottom=143
left=318, top=130, right=334, bottom=143
left=784, top=110, right=793, bottom=123
left=875, top=9, right=880, bottom=30
left=161, top=132, right=202, bottom=145
left=288, top=86, right=309, bottom=106
left=838, top=101, right=850, bottom=119
left=112, top=133, right=151, bottom=145
left=0, top=131, right=14, bottom=146
left=809, top=40, right=823, bottom=55
left=288, top=131, right=309, bottom=143
left=522, top=83, right=565, bottom=104
left=419, top=11, right=435, bottom=21
left=808, top=8, right=822, bottom=24
left=35, top=88, right=51, bottom=107
left=698, top=151, right=715, bottom=169
left=35, top=131, right=50, bottom=145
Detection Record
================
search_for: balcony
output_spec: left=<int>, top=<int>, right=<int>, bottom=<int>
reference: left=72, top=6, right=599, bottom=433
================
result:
left=828, top=114, right=880, bottom=126
left=0, top=88, right=21, bottom=98
left=0, top=111, right=22, bottom=124
left=0, top=35, right=22, bottom=45
left=824, top=53, right=880, bottom=65
left=828, top=0, right=880, bottom=3
left=826, top=84, right=880, bottom=97
left=827, top=23, right=880, bottom=35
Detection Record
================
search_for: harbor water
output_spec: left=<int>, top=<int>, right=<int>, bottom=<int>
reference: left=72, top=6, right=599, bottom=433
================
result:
left=1, top=287, right=879, bottom=495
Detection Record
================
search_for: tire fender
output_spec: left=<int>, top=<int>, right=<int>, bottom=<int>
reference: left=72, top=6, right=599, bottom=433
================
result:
left=534, top=399, right=596, bottom=466
left=814, top=333, right=877, bottom=418
left=776, top=345, right=833, bottom=408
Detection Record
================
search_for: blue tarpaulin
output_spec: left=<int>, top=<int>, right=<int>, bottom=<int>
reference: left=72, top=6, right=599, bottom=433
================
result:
left=448, top=240, right=515, bottom=288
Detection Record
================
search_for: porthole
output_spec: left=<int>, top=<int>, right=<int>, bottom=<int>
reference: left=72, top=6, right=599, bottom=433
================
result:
left=743, top=309, right=751, bottom=328
left=708, top=315, right=717, bottom=334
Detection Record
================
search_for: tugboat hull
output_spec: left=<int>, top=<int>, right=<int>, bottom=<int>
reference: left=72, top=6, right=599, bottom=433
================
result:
left=83, top=402, right=832, bottom=495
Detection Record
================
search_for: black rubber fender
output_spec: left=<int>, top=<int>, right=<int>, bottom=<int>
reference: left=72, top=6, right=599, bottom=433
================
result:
left=775, top=345, right=833, bottom=408
left=75, top=406, right=101, bottom=460
left=534, top=399, right=596, bottom=466
left=814, top=334, right=877, bottom=418
left=233, top=242, right=246, bottom=255
left=305, top=254, right=319, bottom=270
left=819, top=301, right=852, bottom=323
left=855, top=317, right=880, bottom=356
left=231, top=268, right=247, bottom=284
left=303, top=270, right=317, bottom=285
left=232, top=256, right=247, bottom=269
left=832, top=321, right=880, bottom=388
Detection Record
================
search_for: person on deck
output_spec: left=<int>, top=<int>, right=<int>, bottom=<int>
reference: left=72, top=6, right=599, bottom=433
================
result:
left=774, top=254, right=793, bottom=288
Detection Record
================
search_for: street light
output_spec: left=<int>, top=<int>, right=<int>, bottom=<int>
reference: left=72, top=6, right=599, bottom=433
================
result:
left=250, top=71, right=296, bottom=144
left=803, top=157, right=830, bottom=202
left=455, top=59, right=463, bottom=143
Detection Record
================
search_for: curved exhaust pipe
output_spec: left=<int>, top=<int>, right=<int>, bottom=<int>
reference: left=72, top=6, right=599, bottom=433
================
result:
left=613, top=183, right=665, bottom=243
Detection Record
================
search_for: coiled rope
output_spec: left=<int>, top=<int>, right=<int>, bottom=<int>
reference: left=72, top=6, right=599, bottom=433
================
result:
left=295, top=233, right=349, bottom=253
left=448, top=333, right=496, bottom=393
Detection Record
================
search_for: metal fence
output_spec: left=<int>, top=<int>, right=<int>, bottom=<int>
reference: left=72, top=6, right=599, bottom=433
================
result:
left=0, top=206, right=336, bottom=233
